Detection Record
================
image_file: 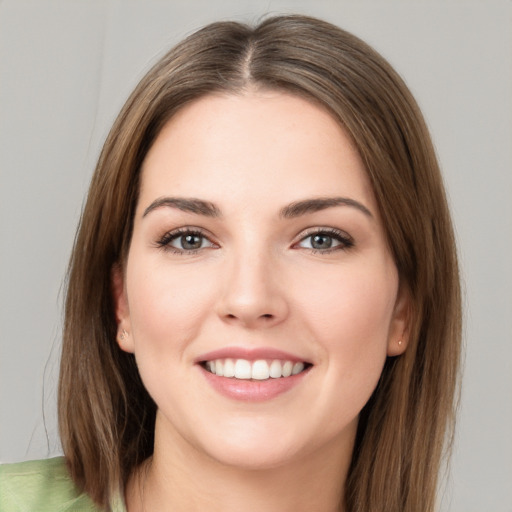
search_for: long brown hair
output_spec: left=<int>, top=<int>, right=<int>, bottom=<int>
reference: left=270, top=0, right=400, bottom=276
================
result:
left=59, top=15, right=461, bottom=511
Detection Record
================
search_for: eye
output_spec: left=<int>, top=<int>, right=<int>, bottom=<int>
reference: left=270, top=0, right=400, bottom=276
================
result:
left=157, top=228, right=216, bottom=254
left=295, top=229, right=353, bottom=253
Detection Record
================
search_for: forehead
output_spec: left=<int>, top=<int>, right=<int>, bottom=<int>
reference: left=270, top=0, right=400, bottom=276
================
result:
left=138, top=91, right=376, bottom=214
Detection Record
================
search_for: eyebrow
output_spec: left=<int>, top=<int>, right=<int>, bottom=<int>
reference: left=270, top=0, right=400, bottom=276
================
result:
left=143, top=197, right=222, bottom=218
left=279, top=197, right=373, bottom=219
left=142, top=195, right=372, bottom=220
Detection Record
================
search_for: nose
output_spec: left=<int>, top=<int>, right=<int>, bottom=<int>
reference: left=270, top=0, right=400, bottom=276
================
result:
left=216, top=248, right=289, bottom=329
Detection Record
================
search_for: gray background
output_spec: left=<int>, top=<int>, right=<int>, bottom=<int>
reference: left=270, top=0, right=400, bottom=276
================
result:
left=1, top=1, right=511, bottom=511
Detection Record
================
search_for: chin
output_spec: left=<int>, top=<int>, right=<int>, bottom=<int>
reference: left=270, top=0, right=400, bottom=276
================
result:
left=203, top=440, right=306, bottom=472
left=188, top=416, right=349, bottom=473
left=164, top=412, right=311, bottom=471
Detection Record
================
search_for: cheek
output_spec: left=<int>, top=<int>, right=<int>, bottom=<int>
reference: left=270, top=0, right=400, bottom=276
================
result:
left=295, top=261, right=398, bottom=367
left=126, top=258, right=216, bottom=354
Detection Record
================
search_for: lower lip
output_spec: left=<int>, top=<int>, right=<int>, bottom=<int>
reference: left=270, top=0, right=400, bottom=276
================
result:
left=199, top=365, right=310, bottom=402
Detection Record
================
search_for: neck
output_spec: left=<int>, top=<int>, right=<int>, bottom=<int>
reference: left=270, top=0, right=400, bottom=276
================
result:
left=125, top=412, right=355, bottom=512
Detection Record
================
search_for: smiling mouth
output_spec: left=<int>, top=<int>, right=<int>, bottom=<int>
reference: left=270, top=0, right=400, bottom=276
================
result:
left=201, top=358, right=312, bottom=380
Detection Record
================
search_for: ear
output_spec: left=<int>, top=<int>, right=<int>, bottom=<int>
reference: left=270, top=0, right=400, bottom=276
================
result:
left=111, top=263, right=135, bottom=353
left=386, top=283, right=412, bottom=357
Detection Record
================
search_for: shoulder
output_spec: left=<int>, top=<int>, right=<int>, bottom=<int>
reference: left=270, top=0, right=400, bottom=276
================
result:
left=0, top=457, right=100, bottom=512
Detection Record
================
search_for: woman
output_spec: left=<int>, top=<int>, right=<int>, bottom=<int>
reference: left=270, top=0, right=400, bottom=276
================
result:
left=0, top=14, right=461, bottom=512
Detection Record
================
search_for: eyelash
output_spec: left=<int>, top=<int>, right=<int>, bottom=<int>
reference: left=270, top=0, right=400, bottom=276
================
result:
left=293, top=228, right=354, bottom=254
left=156, top=227, right=354, bottom=255
left=156, top=227, right=215, bottom=255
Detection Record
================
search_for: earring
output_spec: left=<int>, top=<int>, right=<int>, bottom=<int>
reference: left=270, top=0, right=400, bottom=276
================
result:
left=398, top=339, right=403, bottom=346
left=120, top=329, right=128, bottom=341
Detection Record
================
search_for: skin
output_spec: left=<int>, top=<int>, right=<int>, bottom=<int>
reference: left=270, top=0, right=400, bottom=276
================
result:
left=113, top=90, right=409, bottom=512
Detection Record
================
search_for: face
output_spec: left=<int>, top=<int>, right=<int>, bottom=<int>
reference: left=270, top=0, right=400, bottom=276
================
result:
left=114, top=91, right=408, bottom=471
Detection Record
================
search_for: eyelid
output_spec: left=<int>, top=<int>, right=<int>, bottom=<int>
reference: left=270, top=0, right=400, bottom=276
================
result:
left=292, top=227, right=354, bottom=252
left=156, top=226, right=219, bottom=254
left=155, top=225, right=353, bottom=255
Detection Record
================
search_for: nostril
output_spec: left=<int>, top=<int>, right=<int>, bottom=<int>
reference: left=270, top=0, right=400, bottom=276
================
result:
left=220, top=306, right=285, bottom=327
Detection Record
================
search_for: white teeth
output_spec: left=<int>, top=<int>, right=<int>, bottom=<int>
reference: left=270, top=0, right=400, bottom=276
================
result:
left=234, top=359, right=252, bottom=379
left=292, top=362, right=305, bottom=375
left=204, top=358, right=308, bottom=380
left=282, top=361, right=293, bottom=377
left=223, top=358, right=235, bottom=378
left=251, top=360, right=270, bottom=380
left=269, top=360, right=282, bottom=378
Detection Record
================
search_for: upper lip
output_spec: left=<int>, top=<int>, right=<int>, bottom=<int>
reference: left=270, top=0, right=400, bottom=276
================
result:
left=195, top=346, right=311, bottom=364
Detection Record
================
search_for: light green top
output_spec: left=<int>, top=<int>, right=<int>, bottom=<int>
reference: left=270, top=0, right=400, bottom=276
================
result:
left=0, top=457, right=126, bottom=512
